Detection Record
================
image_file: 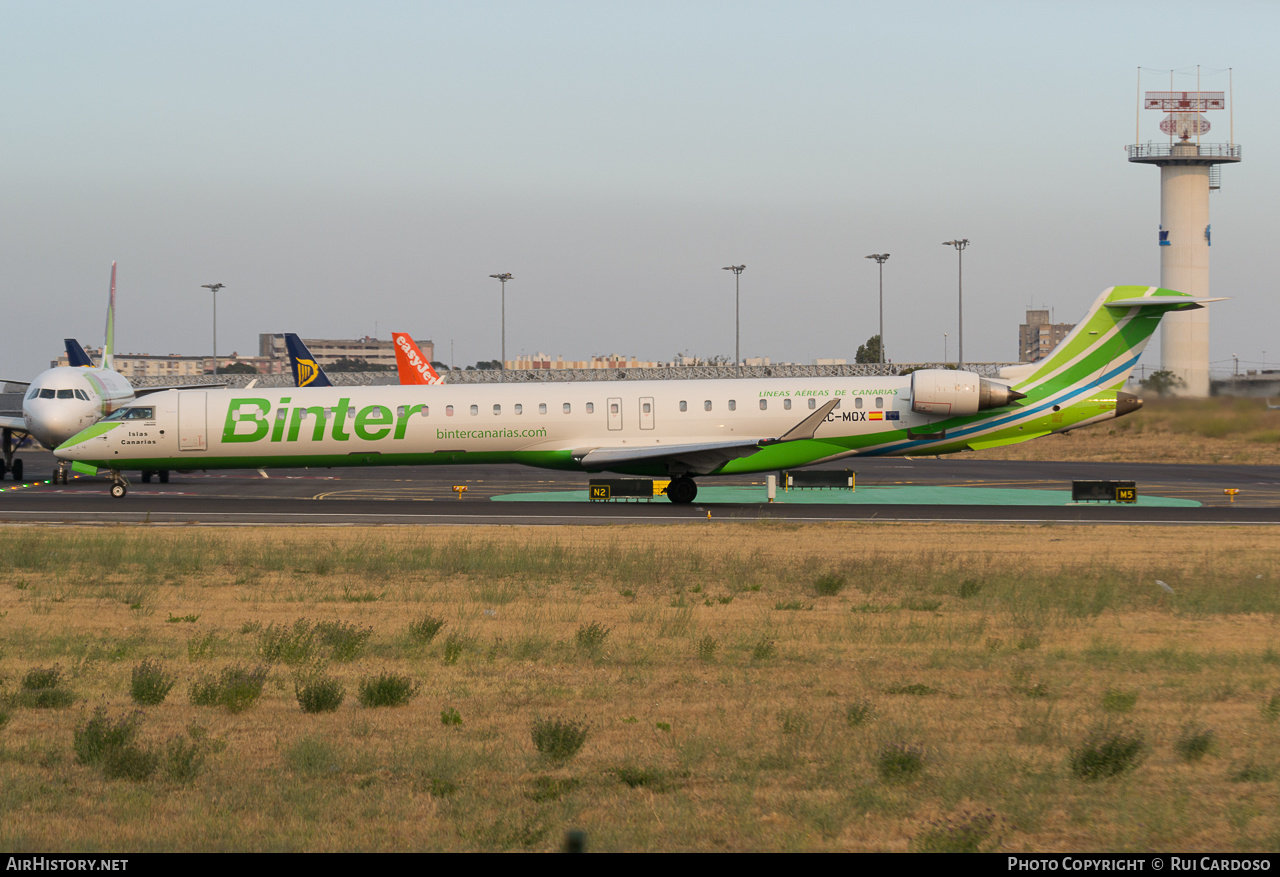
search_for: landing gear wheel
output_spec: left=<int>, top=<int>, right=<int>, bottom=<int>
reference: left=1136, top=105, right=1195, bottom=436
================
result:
left=11, top=459, right=23, bottom=483
left=666, top=476, right=698, bottom=504
left=159, top=470, right=170, bottom=484
left=110, top=482, right=127, bottom=499
left=141, top=470, right=152, bottom=483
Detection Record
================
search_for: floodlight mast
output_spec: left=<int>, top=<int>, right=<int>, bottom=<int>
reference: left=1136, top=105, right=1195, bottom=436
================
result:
left=865, top=254, right=889, bottom=365
left=722, top=265, right=745, bottom=367
left=199, top=283, right=226, bottom=377
left=489, top=273, right=513, bottom=379
left=942, top=240, right=968, bottom=368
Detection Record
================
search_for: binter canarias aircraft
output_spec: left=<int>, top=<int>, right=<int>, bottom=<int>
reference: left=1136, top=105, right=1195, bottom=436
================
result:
left=55, top=286, right=1216, bottom=501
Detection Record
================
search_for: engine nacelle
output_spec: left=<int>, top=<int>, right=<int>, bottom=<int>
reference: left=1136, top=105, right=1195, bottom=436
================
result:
left=910, top=369, right=1024, bottom=416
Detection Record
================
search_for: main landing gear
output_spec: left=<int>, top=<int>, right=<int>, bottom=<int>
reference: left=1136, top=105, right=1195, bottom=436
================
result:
left=666, top=476, right=698, bottom=504
left=140, top=470, right=169, bottom=484
left=1, top=428, right=24, bottom=483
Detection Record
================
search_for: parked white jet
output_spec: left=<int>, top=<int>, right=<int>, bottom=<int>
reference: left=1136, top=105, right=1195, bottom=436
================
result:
left=55, top=286, right=1218, bottom=501
left=1, top=263, right=210, bottom=483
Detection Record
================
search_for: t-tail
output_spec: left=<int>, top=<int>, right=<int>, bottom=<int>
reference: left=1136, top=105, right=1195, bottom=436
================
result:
left=101, top=261, right=116, bottom=371
left=998, top=286, right=1224, bottom=409
left=392, top=333, right=444, bottom=385
left=284, top=334, right=333, bottom=388
left=64, top=339, right=95, bottom=368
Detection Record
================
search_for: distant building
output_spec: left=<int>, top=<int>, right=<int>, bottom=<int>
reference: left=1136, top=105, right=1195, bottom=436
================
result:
left=507, top=353, right=668, bottom=370
left=259, top=334, right=435, bottom=370
left=53, top=348, right=284, bottom=377
left=1019, top=309, right=1074, bottom=363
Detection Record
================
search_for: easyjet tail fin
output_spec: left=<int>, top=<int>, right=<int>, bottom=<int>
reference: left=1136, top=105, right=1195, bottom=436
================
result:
left=393, top=333, right=444, bottom=385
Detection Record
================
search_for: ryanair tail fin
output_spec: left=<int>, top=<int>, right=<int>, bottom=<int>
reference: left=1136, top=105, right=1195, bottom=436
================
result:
left=64, top=339, right=95, bottom=368
left=1000, top=286, right=1223, bottom=399
left=393, top=333, right=445, bottom=385
left=284, top=334, right=333, bottom=388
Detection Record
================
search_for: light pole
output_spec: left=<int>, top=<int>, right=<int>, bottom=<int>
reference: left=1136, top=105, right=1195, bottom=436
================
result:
left=723, top=265, right=745, bottom=366
left=199, top=283, right=225, bottom=376
left=865, top=254, right=890, bottom=365
left=489, top=273, right=512, bottom=378
left=944, top=332, right=948, bottom=366
left=942, top=239, right=969, bottom=368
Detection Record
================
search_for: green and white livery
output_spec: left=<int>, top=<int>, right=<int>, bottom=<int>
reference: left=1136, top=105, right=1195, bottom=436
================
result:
left=56, top=286, right=1217, bottom=502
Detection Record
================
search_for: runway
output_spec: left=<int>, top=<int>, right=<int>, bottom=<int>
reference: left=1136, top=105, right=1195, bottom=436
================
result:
left=2, top=450, right=1279, bottom=525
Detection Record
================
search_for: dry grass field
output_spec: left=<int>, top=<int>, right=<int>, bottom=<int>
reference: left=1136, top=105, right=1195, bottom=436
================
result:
left=971, top=396, right=1280, bottom=464
left=2, top=522, right=1280, bottom=852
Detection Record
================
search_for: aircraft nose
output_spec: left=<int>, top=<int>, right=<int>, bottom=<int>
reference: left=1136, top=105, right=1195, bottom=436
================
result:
left=25, top=401, right=82, bottom=448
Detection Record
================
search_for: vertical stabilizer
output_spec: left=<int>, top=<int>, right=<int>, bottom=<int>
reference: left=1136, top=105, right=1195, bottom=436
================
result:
left=284, top=334, right=333, bottom=387
left=393, top=333, right=444, bottom=385
left=102, top=262, right=117, bottom=371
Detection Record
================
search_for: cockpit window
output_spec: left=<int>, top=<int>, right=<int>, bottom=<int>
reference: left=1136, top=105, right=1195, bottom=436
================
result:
left=26, top=387, right=39, bottom=399
left=57, top=389, right=75, bottom=399
left=104, top=407, right=155, bottom=421
left=39, top=389, right=55, bottom=399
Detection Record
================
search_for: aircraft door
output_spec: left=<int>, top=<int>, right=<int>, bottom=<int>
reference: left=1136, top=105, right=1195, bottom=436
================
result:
left=607, top=397, right=623, bottom=431
left=639, top=396, right=655, bottom=430
left=178, top=392, right=207, bottom=451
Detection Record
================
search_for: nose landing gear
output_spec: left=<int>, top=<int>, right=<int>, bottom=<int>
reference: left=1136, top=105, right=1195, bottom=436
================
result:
left=107, top=471, right=129, bottom=498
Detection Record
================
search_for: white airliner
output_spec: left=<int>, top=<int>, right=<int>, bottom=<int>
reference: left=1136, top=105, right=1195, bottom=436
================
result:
left=1, top=263, right=210, bottom=483
left=55, top=286, right=1218, bottom=501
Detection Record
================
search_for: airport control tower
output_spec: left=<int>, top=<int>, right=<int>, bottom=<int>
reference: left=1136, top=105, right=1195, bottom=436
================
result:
left=1127, top=69, right=1240, bottom=396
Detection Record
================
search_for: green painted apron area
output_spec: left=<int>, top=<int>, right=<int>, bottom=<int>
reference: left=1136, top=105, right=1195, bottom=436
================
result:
left=492, top=485, right=1200, bottom=507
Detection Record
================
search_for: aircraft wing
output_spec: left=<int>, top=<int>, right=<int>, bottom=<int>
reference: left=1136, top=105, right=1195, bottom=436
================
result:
left=571, top=399, right=841, bottom=475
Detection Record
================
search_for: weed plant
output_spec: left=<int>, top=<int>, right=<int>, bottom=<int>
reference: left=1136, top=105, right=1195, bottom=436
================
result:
left=531, top=715, right=589, bottom=762
left=442, top=633, right=465, bottom=665
left=314, top=620, right=373, bottom=662
left=408, top=613, right=446, bottom=644
left=1101, top=688, right=1139, bottom=713
left=189, top=664, right=269, bottom=713
left=751, top=638, right=776, bottom=660
left=130, top=659, right=176, bottom=705
left=295, top=673, right=345, bottom=713
left=74, top=706, right=143, bottom=766
left=845, top=698, right=876, bottom=727
left=575, top=621, right=611, bottom=654
left=1069, top=726, right=1147, bottom=780
left=357, top=672, right=420, bottom=708
left=1174, top=725, right=1215, bottom=762
left=696, top=634, right=719, bottom=661
left=440, top=707, right=463, bottom=726
left=17, top=666, right=74, bottom=709
left=813, top=572, right=846, bottom=597
left=876, top=743, right=927, bottom=782
left=258, top=619, right=317, bottom=664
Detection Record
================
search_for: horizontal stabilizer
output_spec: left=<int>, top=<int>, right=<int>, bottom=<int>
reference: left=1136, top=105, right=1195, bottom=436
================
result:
left=1104, top=296, right=1227, bottom=310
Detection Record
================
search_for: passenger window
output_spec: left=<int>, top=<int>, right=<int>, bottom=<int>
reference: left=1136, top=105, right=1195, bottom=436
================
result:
left=396, top=406, right=405, bottom=417
left=420, top=406, right=430, bottom=417
left=611, top=402, right=620, bottom=415
left=446, top=405, right=454, bottom=416
left=856, top=397, right=863, bottom=409
left=276, top=409, right=287, bottom=421
left=539, top=403, right=547, bottom=414
left=876, top=397, right=884, bottom=409
left=586, top=402, right=594, bottom=414
left=514, top=404, right=522, bottom=415
left=784, top=399, right=792, bottom=410
left=470, top=405, right=478, bottom=415
left=808, top=399, right=816, bottom=410
left=493, top=404, right=501, bottom=415
left=728, top=400, right=736, bottom=411
left=679, top=401, right=687, bottom=412
left=759, top=399, right=767, bottom=410
left=704, top=400, right=712, bottom=411
left=348, top=408, right=356, bottom=418
left=643, top=402, right=651, bottom=414
left=562, top=403, right=571, bottom=414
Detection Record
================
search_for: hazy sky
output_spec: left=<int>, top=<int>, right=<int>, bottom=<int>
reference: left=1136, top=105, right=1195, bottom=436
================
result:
left=3, top=1, right=1276, bottom=377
